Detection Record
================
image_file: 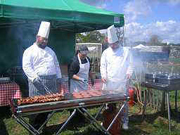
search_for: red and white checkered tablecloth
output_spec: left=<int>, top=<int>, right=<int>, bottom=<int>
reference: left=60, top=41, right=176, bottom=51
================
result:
left=0, top=82, right=21, bottom=106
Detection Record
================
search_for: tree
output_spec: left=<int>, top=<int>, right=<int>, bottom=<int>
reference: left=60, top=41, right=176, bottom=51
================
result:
left=76, top=30, right=105, bottom=43
left=148, top=35, right=162, bottom=46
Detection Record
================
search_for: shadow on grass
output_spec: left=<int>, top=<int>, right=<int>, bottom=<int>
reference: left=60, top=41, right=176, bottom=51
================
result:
left=40, top=121, right=104, bottom=135
left=0, top=106, right=12, bottom=135
left=40, top=113, right=151, bottom=135
left=144, top=109, right=180, bottom=123
left=130, top=109, right=180, bottom=125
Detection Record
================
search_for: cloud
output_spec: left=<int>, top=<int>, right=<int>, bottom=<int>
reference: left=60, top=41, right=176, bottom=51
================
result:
left=80, top=0, right=111, bottom=8
left=125, top=20, right=180, bottom=44
left=124, top=0, right=152, bottom=22
left=122, top=0, right=180, bottom=44
left=124, top=0, right=180, bottom=23
left=80, top=0, right=180, bottom=44
left=166, top=0, right=180, bottom=6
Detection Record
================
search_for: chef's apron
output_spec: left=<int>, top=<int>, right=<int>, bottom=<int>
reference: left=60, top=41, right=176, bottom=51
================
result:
left=28, top=75, right=58, bottom=129
left=102, top=48, right=129, bottom=94
left=70, top=54, right=90, bottom=93
left=29, top=74, right=58, bottom=97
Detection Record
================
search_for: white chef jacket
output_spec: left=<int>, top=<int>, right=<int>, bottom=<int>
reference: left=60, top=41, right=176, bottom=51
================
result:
left=100, top=47, right=133, bottom=93
left=23, top=43, right=62, bottom=82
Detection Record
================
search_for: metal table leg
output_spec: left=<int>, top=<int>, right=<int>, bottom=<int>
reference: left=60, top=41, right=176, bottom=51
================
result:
left=166, top=92, right=171, bottom=132
left=175, top=90, right=178, bottom=113
left=142, top=89, right=147, bottom=119
left=161, top=91, right=165, bottom=113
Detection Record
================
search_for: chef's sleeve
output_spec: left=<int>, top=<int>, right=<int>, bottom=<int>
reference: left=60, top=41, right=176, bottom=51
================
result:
left=22, top=50, right=38, bottom=82
left=68, top=58, right=80, bottom=79
left=126, top=51, right=133, bottom=75
left=54, top=54, right=62, bottom=79
left=100, top=52, right=107, bottom=79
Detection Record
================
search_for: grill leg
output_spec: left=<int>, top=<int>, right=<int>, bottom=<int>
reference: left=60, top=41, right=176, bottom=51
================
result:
left=38, top=111, right=56, bottom=132
left=107, top=101, right=126, bottom=131
left=79, top=107, right=111, bottom=135
left=13, top=114, right=40, bottom=135
left=56, top=109, right=76, bottom=135
left=95, top=104, right=105, bottom=119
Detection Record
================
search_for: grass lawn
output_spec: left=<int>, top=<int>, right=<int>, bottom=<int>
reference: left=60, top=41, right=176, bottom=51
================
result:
left=0, top=98, right=180, bottom=135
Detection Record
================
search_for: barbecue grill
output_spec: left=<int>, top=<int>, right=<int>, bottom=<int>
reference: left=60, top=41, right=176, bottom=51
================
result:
left=10, top=90, right=128, bottom=135
left=145, top=73, right=180, bottom=87
left=143, top=73, right=180, bottom=131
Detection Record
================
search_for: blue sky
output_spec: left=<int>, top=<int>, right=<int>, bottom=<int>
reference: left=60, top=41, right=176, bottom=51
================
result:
left=81, top=0, right=180, bottom=44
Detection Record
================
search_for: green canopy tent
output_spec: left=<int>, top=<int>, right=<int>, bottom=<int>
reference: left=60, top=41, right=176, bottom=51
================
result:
left=0, top=0, right=124, bottom=32
left=0, top=0, right=124, bottom=92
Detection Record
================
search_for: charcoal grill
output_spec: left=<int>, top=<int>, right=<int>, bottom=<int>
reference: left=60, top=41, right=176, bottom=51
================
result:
left=143, top=73, right=180, bottom=131
left=145, top=73, right=180, bottom=86
left=10, top=90, right=128, bottom=135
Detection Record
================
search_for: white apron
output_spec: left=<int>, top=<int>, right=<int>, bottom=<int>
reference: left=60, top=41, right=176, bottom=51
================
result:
left=70, top=54, right=90, bottom=93
left=102, top=48, right=129, bottom=94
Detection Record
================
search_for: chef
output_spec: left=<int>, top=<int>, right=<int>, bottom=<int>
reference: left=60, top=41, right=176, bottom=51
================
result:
left=68, top=45, right=94, bottom=124
left=100, top=25, right=133, bottom=130
left=69, top=45, right=94, bottom=93
left=22, top=21, right=62, bottom=131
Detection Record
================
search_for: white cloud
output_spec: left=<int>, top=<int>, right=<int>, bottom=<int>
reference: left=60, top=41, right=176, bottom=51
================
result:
left=167, top=0, right=180, bottom=6
left=80, top=0, right=110, bottom=8
left=122, top=0, right=180, bottom=43
left=125, top=20, right=180, bottom=44
left=124, top=0, right=152, bottom=23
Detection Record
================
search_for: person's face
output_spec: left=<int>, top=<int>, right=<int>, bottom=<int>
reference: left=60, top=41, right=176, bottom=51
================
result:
left=79, top=52, right=88, bottom=59
left=36, top=36, right=48, bottom=49
left=109, top=41, right=119, bottom=50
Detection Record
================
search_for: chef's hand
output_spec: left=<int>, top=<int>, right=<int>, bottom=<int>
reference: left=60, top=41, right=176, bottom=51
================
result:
left=79, top=77, right=87, bottom=83
left=33, top=76, right=42, bottom=84
left=101, top=78, right=107, bottom=83
left=33, top=76, right=45, bottom=91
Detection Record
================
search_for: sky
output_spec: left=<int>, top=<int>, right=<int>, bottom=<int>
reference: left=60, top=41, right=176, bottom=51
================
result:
left=80, top=0, right=180, bottom=44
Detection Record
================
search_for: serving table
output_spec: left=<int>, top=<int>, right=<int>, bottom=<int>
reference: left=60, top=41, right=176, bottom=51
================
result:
left=0, top=82, right=21, bottom=106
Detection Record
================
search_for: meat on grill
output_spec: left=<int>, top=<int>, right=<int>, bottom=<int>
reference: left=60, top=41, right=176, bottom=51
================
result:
left=17, top=90, right=109, bottom=105
left=73, top=90, right=103, bottom=99
left=17, top=93, right=64, bottom=105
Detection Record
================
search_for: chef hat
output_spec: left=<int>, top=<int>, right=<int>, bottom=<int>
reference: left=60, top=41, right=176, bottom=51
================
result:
left=107, top=25, right=118, bottom=44
left=37, top=21, right=50, bottom=38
